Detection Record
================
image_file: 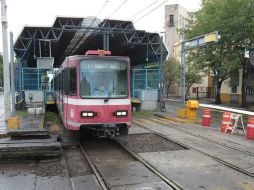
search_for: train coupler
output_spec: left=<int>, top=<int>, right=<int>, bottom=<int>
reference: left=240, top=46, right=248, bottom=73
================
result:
left=103, top=124, right=117, bottom=138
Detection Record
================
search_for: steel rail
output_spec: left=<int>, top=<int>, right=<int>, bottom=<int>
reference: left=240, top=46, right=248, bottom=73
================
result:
left=78, top=140, right=109, bottom=190
left=78, top=136, right=183, bottom=190
left=114, top=138, right=184, bottom=190
left=133, top=119, right=254, bottom=178
left=150, top=117, right=254, bottom=156
left=61, top=149, right=74, bottom=190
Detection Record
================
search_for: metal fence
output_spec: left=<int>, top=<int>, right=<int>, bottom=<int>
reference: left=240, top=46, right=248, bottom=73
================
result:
left=15, top=67, right=160, bottom=101
left=131, top=68, right=160, bottom=98
left=15, top=67, right=54, bottom=102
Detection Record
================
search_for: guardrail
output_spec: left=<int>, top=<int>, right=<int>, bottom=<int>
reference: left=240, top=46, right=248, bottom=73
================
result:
left=200, top=104, right=254, bottom=116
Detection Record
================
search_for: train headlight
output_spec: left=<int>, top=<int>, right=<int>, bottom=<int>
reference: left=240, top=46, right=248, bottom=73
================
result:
left=81, top=111, right=96, bottom=118
left=114, top=110, right=128, bottom=117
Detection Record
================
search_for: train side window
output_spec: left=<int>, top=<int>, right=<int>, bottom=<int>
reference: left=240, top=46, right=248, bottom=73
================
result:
left=69, top=68, right=77, bottom=96
left=56, top=75, right=59, bottom=91
left=63, top=68, right=70, bottom=95
left=60, top=72, right=63, bottom=93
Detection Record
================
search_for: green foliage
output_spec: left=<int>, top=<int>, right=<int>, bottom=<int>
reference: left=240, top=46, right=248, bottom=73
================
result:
left=132, top=110, right=155, bottom=118
left=16, top=111, right=29, bottom=117
left=185, top=0, right=254, bottom=104
left=185, top=63, right=203, bottom=94
left=45, top=111, right=60, bottom=123
left=162, top=58, right=180, bottom=95
left=132, top=110, right=173, bottom=118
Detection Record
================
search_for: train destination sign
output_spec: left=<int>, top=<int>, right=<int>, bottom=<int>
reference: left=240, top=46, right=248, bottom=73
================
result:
left=81, top=61, right=127, bottom=70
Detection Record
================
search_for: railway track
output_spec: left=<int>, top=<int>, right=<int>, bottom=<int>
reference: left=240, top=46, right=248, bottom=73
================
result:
left=151, top=116, right=254, bottom=156
left=133, top=117, right=254, bottom=178
left=76, top=137, right=183, bottom=190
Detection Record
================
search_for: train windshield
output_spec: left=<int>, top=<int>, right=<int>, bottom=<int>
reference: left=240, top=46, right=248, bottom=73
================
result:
left=80, top=59, right=128, bottom=98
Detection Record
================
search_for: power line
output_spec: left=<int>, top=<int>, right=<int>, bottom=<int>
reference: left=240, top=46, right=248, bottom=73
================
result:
left=96, top=0, right=110, bottom=18
left=90, top=0, right=110, bottom=26
left=129, top=0, right=161, bottom=21
left=108, top=0, right=128, bottom=19
left=133, top=0, right=168, bottom=24
left=90, top=0, right=110, bottom=27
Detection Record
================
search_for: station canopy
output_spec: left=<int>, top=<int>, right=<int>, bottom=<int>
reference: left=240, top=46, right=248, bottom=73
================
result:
left=14, top=16, right=168, bottom=68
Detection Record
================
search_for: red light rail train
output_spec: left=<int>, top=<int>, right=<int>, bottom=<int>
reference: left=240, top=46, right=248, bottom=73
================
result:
left=54, top=50, right=131, bottom=137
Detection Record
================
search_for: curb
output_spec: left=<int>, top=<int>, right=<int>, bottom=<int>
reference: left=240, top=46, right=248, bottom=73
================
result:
left=39, top=115, right=45, bottom=129
left=0, top=132, right=9, bottom=138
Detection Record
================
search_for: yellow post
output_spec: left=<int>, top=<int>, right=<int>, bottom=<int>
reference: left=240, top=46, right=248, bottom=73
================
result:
left=177, top=108, right=186, bottom=118
left=7, top=116, right=20, bottom=130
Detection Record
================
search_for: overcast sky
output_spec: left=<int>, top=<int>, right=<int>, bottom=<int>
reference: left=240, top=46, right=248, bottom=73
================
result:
left=0, top=0, right=201, bottom=51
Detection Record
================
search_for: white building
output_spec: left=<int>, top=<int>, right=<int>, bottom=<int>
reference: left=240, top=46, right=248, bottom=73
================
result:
left=165, top=4, right=188, bottom=58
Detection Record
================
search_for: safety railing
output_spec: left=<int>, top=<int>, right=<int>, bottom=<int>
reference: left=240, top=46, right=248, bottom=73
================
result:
left=15, top=67, right=54, bottom=103
left=131, top=68, right=160, bottom=98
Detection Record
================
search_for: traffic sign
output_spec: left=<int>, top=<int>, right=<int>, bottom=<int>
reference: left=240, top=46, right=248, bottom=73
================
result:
left=185, top=31, right=219, bottom=49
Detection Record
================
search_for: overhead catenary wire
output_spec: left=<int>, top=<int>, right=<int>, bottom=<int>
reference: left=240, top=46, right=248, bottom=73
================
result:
left=90, top=0, right=110, bottom=26
left=95, top=0, right=110, bottom=18
left=67, top=0, right=110, bottom=55
left=107, top=0, right=128, bottom=19
left=129, top=0, right=161, bottom=21
left=133, top=0, right=168, bottom=24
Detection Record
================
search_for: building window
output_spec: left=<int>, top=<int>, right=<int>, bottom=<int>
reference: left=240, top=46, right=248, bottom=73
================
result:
left=231, top=86, right=237, bottom=93
left=169, top=15, right=174, bottom=26
left=230, top=71, right=239, bottom=93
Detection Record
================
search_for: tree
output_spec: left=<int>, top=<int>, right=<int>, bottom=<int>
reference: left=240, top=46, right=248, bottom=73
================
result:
left=185, top=62, right=203, bottom=99
left=161, top=58, right=180, bottom=97
left=185, top=0, right=254, bottom=105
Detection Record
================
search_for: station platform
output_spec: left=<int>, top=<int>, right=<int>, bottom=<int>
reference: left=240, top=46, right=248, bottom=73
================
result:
left=0, top=113, right=61, bottom=160
left=0, top=94, right=61, bottom=160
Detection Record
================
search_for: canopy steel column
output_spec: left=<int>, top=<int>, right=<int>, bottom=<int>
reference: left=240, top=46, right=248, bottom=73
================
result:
left=103, top=33, right=109, bottom=50
left=10, top=32, right=15, bottom=116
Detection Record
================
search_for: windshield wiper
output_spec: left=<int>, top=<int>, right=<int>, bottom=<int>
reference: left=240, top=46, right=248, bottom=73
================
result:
left=104, top=96, right=109, bottom=103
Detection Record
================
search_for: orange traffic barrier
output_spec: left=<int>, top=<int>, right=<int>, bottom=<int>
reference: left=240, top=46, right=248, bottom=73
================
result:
left=202, top=109, right=211, bottom=127
left=246, top=117, right=254, bottom=140
left=221, top=112, right=231, bottom=133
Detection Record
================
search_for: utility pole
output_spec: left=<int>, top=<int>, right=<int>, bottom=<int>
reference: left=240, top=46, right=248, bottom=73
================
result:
left=10, top=32, right=15, bottom=116
left=180, top=33, right=186, bottom=106
left=159, top=36, right=165, bottom=110
left=1, top=0, right=11, bottom=120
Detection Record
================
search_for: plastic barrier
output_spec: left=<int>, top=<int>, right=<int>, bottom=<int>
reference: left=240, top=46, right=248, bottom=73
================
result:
left=202, top=109, right=211, bottom=127
left=221, top=112, right=231, bottom=133
left=246, top=117, right=254, bottom=140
